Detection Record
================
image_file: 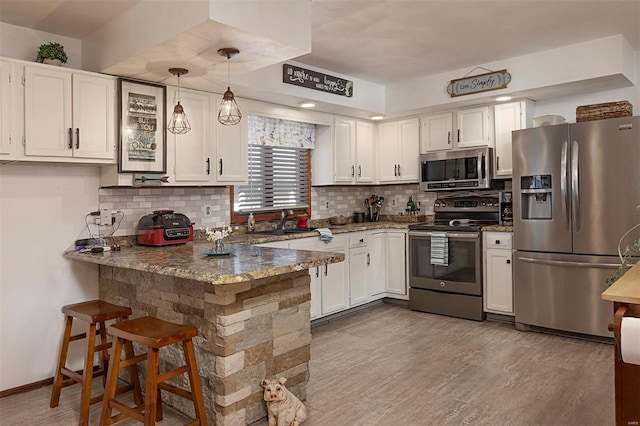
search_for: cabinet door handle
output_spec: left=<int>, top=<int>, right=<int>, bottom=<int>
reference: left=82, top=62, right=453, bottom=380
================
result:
left=394, top=164, right=398, bottom=176
left=351, top=165, right=355, bottom=177
left=457, top=129, right=461, bottom=142
left=506, top=259, right=511, bottom=264
left=206, top=158, right=211, bottom=175
left=68, top=128, right=73, bottom=149
left=397, top=164, right=401, bottom=176
left=495, top=240, right=500, bottom=244
left=324, top=265, right=328, bottom=276
left=75, top=128, right=80, bottom=149
left=358, top=165, right=362, bottom=177
left=367, top=253, right=370, bottom=266
left=315, top=267, right=320, bottom=278
left=496, top=156, right=500, bottom=170
left=447, top=131, right=451, bottom=144
left=219, top=159, right=223, bottom=175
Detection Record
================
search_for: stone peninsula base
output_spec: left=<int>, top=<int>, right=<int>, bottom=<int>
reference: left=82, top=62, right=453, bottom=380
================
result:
left=99, top=265, right=312, bottom=426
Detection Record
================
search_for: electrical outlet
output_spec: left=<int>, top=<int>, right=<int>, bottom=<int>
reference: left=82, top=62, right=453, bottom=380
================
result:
left=203, top=205, right=213, bottom=218
left=99, top=208, right=111, bottom=226
left=392, top=199, right=396, bottom=207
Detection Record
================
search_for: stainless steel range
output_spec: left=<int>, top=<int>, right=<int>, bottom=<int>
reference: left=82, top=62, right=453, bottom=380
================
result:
left=408, top=193, right=500, bottom=321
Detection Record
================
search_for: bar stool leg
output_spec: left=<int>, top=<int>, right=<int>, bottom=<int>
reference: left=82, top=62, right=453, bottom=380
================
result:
left=79, top=323, right=97, bottom=426
left=98, top=321, right=109, bottom=387
left=184, top=339, right=207, bottom=425
left=50, top=315, right=73, bottom=408
left=100, top=337, right=123, bottom=426
left=123, top=340, right=144, bottom=406
left=144, top=348, right=160, bottom=426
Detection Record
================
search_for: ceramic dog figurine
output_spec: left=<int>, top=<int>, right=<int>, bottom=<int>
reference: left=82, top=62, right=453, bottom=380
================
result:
left=261, top=377, right=307, bottom=426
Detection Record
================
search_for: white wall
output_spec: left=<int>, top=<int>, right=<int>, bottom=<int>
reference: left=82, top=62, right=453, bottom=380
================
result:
left=0, top=22, right=82, bottom=69
left=0, top=164, right=101, bottom=391
left=534, top=86, right=640, bottom=123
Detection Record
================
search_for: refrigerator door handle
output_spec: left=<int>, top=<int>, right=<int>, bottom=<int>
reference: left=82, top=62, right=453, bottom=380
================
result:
left=571, top=140, right=580, bottom=232
left=560, top=141, right=569, bottom=230
left=517, top=256, right=619, bottom=269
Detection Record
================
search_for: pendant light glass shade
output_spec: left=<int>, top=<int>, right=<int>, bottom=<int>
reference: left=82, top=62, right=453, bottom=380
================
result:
left=218, top=87, right=242, bottom=126
left=217, top=48, right=242, bottom=126
left=168, top=68, right=191, bottom=135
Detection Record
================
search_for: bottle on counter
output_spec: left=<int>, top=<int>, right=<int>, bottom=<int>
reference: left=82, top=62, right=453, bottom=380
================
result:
left=248, top=212, right=255, bottom=233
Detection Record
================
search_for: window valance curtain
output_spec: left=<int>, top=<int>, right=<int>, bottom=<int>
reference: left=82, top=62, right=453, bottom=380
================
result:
left=247, top=114, right=315, bottom=149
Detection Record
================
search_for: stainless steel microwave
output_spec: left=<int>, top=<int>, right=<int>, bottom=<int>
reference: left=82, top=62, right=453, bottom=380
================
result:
left=419, top=147, right=492, bottom=191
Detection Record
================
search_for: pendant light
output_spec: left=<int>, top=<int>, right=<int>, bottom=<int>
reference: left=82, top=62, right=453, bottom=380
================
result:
left=217, top=47, right=242, bottom=126
left=167, top=68, right=191, bottom=134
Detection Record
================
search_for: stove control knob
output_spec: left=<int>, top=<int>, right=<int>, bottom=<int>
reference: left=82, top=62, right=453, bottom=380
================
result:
left=440, top=282, right=446, bottom=287
left=435, top=202, right=440, bottom=207
left=487, top=202, right=493, bottom=206
left=441, top=202, right=447, bottom=207
left=481, top=201, right=486, bottom=206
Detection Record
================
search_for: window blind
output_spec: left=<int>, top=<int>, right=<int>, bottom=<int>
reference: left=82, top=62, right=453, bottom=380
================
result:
left=234, top=144, right=309, bottom=213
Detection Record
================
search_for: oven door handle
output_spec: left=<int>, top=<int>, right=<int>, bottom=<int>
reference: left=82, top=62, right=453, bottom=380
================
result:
left=408, top=231, right=479, bottom=239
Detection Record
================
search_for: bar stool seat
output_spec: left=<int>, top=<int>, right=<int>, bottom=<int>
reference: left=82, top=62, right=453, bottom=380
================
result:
left=50, top=300, right=142, bottom=426
left=100, top=316, right=207, bottom=426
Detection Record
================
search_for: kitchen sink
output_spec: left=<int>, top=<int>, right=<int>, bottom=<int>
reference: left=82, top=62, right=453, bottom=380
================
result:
left=253, top=228, right=315, bottom=235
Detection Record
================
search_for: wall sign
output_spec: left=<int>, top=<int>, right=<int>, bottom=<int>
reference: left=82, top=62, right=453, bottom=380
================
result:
left=447, top=69, right=511, bottom=97
left=283, top=64, right=353, bottom=97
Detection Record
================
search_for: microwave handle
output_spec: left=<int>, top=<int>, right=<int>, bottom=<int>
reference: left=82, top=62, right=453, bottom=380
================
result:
left=477, top=152, right=485, bottom=185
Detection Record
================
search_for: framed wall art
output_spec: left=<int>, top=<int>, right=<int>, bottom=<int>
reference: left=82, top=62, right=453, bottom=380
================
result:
left=117, top=78, right=167, bottom=173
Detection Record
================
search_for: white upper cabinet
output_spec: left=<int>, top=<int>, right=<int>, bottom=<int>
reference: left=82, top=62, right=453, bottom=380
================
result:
left=312, top=117, right=376, bottom=185
left=355, top=120, right=375, bottom=183
left=0, top=59, right=15, bottom=156
left=456, top=106, right=491, bottom=148
left=333, top=117, right=356, bottom=183
left=494, top=100, right=533, bottom=178
left=421, top=112, right=453, bottom=153
left=377, top=118, right=419, bottom=183
left=169, top=87, right=213, bottom=184
left=23, top=64, right=115, bottom=161
left=215, top=101, right=247, bottom=183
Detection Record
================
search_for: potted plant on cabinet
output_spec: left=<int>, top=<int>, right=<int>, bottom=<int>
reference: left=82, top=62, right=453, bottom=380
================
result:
left=36, top=42, right=68, bottom=66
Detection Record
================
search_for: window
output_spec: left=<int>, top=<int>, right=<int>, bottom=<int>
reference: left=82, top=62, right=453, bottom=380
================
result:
left=231, top=144, right=310, bottom=222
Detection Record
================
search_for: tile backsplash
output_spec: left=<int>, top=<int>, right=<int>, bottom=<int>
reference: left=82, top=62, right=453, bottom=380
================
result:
left=99, top=184, right=437, bottom=236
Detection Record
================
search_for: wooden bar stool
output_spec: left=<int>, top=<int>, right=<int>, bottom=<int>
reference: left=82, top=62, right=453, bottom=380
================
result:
left=100, top=316, right=207, bottom=426
left=50, top=300, right=143, bottom=426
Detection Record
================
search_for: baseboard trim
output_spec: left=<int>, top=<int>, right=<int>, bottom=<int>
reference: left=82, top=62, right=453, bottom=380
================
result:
left=0, top=377, right=54, bottom=399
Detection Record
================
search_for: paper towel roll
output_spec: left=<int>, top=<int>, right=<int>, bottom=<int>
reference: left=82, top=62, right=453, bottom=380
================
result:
left=621, top=317, right=640, bottom=365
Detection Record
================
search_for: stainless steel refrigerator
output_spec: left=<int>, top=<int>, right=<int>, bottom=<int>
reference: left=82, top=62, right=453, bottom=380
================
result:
left=512, top=116, right=640, bottom=338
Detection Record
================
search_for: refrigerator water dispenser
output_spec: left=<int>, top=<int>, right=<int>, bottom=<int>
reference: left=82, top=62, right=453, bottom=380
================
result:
left=520, top=175, right=552, bottom=220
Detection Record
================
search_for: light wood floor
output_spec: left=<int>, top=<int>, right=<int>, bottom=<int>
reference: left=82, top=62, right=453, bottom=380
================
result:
left=0, top=303, right=614, bottom=425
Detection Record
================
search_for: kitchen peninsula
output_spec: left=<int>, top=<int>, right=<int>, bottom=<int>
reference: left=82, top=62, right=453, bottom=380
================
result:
left=65, top=242, right=344, bottom=426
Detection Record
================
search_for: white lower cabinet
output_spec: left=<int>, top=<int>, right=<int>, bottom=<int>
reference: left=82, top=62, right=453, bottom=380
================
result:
left=483, top=232, right=514, bottom=315
left=369, top=232, right=386, bottom=295
left=288, top=235, right=349, bottom=319
left=261, top=230, right=407, bottom=320
left=385, top=231, right=407, bottom=295
left=349, top=245, right=370, bottom=306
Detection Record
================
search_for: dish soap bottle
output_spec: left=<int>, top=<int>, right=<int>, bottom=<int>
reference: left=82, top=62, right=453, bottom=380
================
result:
left=248, top=212, right=255, bottom=233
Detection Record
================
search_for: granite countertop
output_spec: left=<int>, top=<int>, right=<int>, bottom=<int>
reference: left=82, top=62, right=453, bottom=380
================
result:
left=64, top=242, right=344, bottom=285
left=602, top=262, right=640, bottom=305
left=64, top=221, right=421, bottom=285
left=482, top=225, right=513, bottom=232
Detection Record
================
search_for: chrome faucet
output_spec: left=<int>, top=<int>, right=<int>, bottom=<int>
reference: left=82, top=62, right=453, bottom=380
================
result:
left=279, top=209, right=293, bottom=230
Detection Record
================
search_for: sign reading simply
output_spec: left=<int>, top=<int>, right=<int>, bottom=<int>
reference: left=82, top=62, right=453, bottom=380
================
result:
left=283, top=64, right=353, bottom=97
left=447, top=69, right=511, bottom=97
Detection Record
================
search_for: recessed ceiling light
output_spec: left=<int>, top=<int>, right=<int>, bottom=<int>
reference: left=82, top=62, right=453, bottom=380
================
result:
left=495, top=96, right=512, bottom=102
left=369, top=115, right=385, bottom=121
left=299, top=101, right=316, bottom=108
